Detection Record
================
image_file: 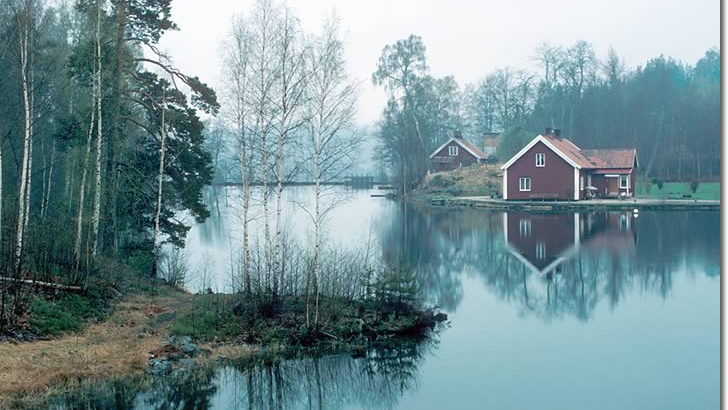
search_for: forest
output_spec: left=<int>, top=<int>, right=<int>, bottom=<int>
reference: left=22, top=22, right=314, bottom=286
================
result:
left=0, top=0, right=719, bottom=333
left=374, top=36, right=720, bottom=192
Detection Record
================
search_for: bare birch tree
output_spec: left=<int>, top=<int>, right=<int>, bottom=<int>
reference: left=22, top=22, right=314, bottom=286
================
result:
left=271, top=5, right=308, bottom=297
left=90, top=0, right=103, bottom=259
left=14, top=0, right=33, bottom=276
left=247, top=0, right=280, bottom=295
left=221, top=14, right=254, bottom=294
left=301, top=15, right=359, bottom=326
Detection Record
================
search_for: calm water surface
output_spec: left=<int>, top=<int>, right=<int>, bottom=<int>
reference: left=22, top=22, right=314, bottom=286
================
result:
left=57, top=187, right=720, bottom=410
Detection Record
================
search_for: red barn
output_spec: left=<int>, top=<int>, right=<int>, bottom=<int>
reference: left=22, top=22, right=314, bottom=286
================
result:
left=429, top=132, right=487, bottom=172
left=501, top=129, right=638, bottom=200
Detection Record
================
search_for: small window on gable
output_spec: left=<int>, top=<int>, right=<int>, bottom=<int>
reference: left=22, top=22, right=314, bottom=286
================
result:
left=536, top=153, right=545, bottom=167
left=619, top=175, right=629, bottom=189
left=448, top=146, right=458, bottom=156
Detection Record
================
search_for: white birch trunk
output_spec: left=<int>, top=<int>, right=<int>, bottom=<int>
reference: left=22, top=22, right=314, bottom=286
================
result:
left=15, top=6, right=32, bottom=275
left=90, top=0, right=103, bottom=258
left=273, top=134, right=284, bottom=295
left=74, top=98, right=95, bottom=270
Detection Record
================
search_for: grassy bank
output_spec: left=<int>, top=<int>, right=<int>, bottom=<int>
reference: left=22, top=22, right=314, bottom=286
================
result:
left=0, top=261, right=445, bottom=409
left=414, top=164, right=502, bottom=202
left=635, top=181, right=720, bottom=200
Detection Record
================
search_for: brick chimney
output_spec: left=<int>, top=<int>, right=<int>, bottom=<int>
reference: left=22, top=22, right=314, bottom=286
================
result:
left=554, top=129, right=561, bottom=137
left=544, top=127, right=553, bottom=135
left=454, top=130, right=463, bottom=139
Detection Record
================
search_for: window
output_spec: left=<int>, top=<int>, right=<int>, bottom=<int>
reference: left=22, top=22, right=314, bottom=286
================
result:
left=536, top=153, right=545, bottom=167
left=536, top=242, right=546, bottom=260
left=619, top=175, right=629, bottom=189
left=448, top=145, right=458, bottom=156
left=519, top=177, right=531, bottom=191
left=519, top=219, right=531, bottom=237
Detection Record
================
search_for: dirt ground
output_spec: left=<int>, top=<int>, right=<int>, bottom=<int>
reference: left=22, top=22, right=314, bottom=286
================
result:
left=0, top=290, right=255, bottom=408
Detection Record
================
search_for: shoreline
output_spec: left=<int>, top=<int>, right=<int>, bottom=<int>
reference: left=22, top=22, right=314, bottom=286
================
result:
left=421, top=195, right=720, bottom=211
left=0, top=285, right=445, bottom=409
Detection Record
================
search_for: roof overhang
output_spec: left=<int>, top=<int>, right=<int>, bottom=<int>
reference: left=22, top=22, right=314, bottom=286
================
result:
left=501, top=135, right=582, bottom=170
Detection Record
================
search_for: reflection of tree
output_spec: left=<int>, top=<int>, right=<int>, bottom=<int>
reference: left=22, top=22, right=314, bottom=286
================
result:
left=378, top=204, right=719, bottom=321
left=137, top=366, right=219, bottom=409
left=218, top=340, right=435, bottom=410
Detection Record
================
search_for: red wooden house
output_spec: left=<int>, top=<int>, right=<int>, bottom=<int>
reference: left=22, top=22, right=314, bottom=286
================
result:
left=501, top=128, right=638, bottom=200
left=430, top=132, right=487, bottom=172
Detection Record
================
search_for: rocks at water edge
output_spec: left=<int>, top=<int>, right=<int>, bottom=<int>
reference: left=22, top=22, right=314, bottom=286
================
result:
left=148, top=335, right=201, bottom=376
left=149, top=358, right=172, bottom=376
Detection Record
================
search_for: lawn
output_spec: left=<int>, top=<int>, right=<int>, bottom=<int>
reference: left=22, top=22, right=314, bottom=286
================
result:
left=635, top=182, right=720, bottom=200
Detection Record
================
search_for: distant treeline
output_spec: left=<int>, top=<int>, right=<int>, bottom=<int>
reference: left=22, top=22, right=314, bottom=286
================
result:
left=373, top=36, right=719, bottom=192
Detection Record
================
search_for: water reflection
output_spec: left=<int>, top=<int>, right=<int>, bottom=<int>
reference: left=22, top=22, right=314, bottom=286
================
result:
left=379, top=204, right=719, bottom=321
left=51, top=341, right=436, bottom=410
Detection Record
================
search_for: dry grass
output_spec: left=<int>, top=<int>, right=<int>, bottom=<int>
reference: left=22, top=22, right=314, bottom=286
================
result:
left=419, top=163, right=503, bottom=197
left=0, top=292, right=191, bottom=408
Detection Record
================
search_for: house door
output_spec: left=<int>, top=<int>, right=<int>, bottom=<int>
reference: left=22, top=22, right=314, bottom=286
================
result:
left=606, top=177, right=619, bottom=196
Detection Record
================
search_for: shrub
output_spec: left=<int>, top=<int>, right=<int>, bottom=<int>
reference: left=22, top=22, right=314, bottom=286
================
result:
left=690, top=181, right=700, bottom=193
left=30, top=294, right=96, bottom=336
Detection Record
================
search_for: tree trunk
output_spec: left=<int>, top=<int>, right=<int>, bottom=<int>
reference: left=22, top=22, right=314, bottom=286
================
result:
left=151, top=97, right=166, bottom=278
left=90, top=0, right=103, bottom=259
left=15, top=4, right=32, bottom=276
left=75, top=99, right=95, bottom=271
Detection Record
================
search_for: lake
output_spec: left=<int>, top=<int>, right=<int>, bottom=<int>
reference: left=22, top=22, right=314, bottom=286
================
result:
left=55, top=187, right=720, bottom=410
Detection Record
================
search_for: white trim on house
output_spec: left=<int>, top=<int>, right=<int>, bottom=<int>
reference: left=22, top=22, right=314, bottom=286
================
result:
left=573, top=168, right=580, bottom=200
left=619, top=174, right=630, bottom=189
left=429, top=138, right=484, bottom=160
left=503, top=169, right=508, bottom=199
left=501, top=135, right=582, bottom=170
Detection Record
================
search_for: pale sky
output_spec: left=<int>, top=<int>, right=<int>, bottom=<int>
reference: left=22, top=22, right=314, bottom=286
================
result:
left=158, top=0, right=719, bottom=126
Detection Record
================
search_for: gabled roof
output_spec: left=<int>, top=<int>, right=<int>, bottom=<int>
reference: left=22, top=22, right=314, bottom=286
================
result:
left=430, top=137, right=487, bottom=160
left=501, top=134, right=594, bottom=170
left=502, top=134, right=639, bottom=171
left=581, top=149, right=638, bottom=169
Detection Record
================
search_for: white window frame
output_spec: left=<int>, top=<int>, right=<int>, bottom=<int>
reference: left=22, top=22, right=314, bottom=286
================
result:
left=535, top=153, right=545, bottom=167
left=619, top=174, right=629, bottom=189
left=519, top=177, right=531, bottom=192
left=448, top=145, right=459, bottom=156
left=536, top=242, right=546, bottom=260
left=580, top=176, right=584, bottom=190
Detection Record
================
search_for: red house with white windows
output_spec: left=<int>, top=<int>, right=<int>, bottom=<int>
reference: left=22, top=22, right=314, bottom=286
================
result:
left=430, top=132, right=487, bottom=172
left=501, top=128, right=638, bottom=200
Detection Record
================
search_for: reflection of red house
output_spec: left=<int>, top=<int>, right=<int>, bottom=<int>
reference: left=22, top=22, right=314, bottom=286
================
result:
left=430, top=132, right=487, bottom=172
left=501, top=128, right=638, bottom=200
left=504, top=212, right=636, bottom=275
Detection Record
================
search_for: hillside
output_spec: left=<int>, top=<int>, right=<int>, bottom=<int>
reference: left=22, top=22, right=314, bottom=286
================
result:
left=415, top=164, right=502, bottom=199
